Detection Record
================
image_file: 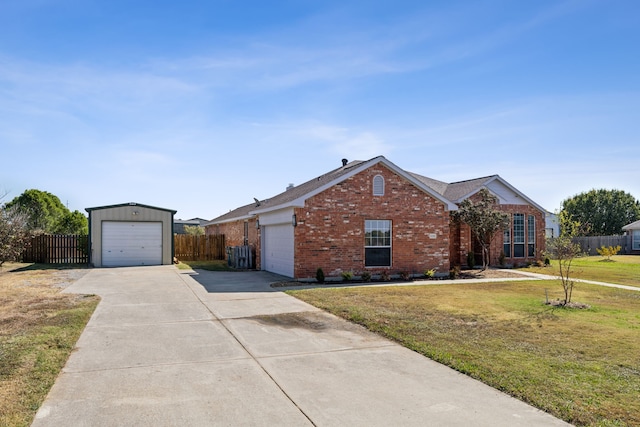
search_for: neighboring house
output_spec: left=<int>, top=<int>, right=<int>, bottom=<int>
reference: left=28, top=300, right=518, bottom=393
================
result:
left=622, top=220, right=640, bottom=254
left=545, top=212, right=560, bottom=238
left=205, top=156, right=546, bottom=279
left=174, top=218, right=208, bottom=234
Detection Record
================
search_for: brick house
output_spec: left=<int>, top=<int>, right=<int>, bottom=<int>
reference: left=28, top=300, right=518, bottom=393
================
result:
left=205, top=156, right=546, bottom=279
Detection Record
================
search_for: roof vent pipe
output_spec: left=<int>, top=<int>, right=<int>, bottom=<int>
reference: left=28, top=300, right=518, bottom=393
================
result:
left=342, top=158, right=348, bottom=167
left=286, top=183, right=294, bottom=191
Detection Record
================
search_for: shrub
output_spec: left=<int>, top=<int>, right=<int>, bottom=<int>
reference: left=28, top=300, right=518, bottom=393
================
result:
left=360, top=271, right=372, bottom=282
left=424, top=268, right=436, bottom=278
left=544, top=257, right=551, bottom=266
left=380, top=270, right=391, bottom=281
left=466, top=251, right=475, bottom=269
left=449, top=266, right=460, bottom=279
left=596, top=245, right=622, bottom=261
left=341, top=271, right=353, bottom=282
left=316, top=268, right=325, bottom=284
left=498, top=250, right=506, bottom=267
left=399, top=271, right=411, bottom=281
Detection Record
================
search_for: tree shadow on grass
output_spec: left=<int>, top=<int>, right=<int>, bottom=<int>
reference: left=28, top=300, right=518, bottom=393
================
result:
left=10, top=263, right=89, bottom=272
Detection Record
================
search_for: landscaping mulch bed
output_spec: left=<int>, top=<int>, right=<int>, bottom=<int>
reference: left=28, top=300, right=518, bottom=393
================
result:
left=271, top=268, right=526, bottom=288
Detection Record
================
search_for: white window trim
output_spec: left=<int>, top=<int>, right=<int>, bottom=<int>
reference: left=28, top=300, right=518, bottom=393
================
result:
left=527, top=215, right=535, bottom=257
left=365, top=219, right=392, bottom=267
left=513, top=213, right=525, bottom=258
left=633, top=230, right=640, bottom=251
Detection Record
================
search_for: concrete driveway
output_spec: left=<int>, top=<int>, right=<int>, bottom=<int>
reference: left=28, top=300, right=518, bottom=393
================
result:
left=33, top=266, right=568, bottom=426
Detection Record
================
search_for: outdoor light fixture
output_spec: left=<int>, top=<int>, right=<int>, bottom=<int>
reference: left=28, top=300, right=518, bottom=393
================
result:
left=292, top=214, right=297, bottom=227
left=132, top=210, right=139, bottom=216
left=256, top=219, right=260, bottom=229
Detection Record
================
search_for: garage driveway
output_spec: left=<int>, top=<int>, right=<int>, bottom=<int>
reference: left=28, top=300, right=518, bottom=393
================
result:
left=33, top=266, right=568, bottom=426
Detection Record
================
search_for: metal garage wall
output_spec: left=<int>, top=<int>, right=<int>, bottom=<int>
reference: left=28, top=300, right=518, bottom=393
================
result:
left=86, top=203, right=175, bottom=267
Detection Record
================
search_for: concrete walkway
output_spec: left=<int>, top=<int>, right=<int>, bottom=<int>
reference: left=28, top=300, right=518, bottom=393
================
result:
left=501, top=269, right=640, bottom=292
left=33, top=266, right=570, bottom=426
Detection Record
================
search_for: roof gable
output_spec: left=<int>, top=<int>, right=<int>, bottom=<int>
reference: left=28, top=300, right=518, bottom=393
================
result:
left=207, top=156, right=458, bottom=224
left=206, top=157, right=547, bottom=224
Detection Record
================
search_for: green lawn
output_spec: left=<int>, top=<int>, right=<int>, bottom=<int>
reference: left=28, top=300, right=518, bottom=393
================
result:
left=288, top=279, right=640, bottom=426
left=521, top=255, right=640, bottom=287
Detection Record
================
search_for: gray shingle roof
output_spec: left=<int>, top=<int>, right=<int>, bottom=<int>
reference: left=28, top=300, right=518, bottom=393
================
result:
left=409, top=174, right=498, bottom=202
left=253, top=159, right=368, bottom=212
left=206, top=156, right=532, bottom=224
left=207, top=159, right=368, bottom=224
left=444, top=176, right=498, bottom=201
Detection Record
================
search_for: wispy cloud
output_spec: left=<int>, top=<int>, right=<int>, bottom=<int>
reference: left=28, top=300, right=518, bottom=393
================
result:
left=288, top=123, right=392, bottom=159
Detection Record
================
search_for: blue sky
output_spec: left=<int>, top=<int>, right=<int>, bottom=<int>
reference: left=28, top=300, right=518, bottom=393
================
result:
left=1, top=0, right=639, bottom=220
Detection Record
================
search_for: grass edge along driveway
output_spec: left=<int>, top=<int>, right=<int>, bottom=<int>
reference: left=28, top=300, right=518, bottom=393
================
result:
left=0, top=263, right=99, bottom=427
left=288, top=279, right=640, bottom=427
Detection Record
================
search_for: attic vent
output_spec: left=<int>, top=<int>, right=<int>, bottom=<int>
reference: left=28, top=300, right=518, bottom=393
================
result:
left=286, top=183, right=294, bottom=191
left=373, top=175, right=385, bottom=196
left=342, top=158, right=348, bottom=167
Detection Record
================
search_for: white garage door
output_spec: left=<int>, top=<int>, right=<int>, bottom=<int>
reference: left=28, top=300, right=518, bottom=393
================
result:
left=102, top=221, right=163, bottom=267
left=263, top=224, right=294, bottom=277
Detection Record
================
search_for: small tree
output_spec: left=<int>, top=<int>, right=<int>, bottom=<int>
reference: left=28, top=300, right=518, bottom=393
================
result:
left=544, top=211, right=587, bottom=305
left=453, top=189, right=510, bottom=271
left=596, top=245, right=621, bottom=261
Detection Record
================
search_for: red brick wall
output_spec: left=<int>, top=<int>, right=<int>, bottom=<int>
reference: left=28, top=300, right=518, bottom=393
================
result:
left=205, top=219, right=260, bottom=265
left=292, top=165, right=451, bottom=279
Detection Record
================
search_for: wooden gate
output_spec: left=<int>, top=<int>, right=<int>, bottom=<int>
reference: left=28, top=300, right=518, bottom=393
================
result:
left=23, top=234, right=89, bottom=264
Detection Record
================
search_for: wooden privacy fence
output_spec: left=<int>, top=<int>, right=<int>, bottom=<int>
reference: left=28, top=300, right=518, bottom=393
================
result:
left=23, top=234, right=89, bottom=264
left=174, top=234, right=226, bottom=261
left=572, top=235, right=631, bottom=255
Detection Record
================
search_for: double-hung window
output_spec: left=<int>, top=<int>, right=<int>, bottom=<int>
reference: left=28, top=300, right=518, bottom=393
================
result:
left=513, top=213, right=525, bottom=258
left=633, top=230, right=640, bottom=251
left=503, top=227, right=511, bottom=258
left=527, top=215, right=536, bottom=257
left=365, top=220, right=391, bottom=267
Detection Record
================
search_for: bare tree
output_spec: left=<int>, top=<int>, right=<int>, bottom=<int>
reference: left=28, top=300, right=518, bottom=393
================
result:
left=453, top=188, right=510, bottom=271
left=0, top=201, right=31, bottom=267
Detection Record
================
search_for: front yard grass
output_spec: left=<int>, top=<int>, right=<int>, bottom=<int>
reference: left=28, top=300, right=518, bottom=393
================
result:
left=288, top=280, right=640, bottom=426
left=521, top=255, right=640, bottom=287
left=0, top=263, right=99, bottom=427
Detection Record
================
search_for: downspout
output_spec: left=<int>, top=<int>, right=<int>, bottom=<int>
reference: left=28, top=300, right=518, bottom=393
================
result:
left=171, top=211, right=175, bottom=264
left=85, top=209, right=93, bottom=267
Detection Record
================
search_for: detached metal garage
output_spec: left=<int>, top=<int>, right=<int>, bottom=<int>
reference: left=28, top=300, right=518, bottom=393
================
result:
left=86, top=203, right=176, bottom=267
